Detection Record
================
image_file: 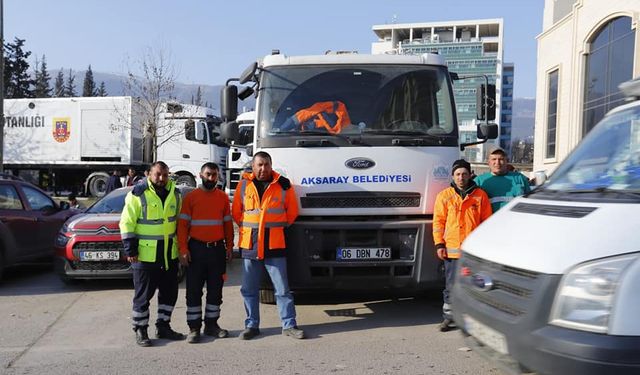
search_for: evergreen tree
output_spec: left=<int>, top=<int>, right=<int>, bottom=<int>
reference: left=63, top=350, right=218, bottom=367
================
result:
left=53, top=69, right=65, bottom=97
left=33, top=55, right=52, bottom=97
left=3, top=37, right=34, bottom=98
left=64, top=68, right=76, bottom=97
left=195, top=86, right=203, bottom=106
left=96, top=81, right=108, bottom=96
left=82, top=64, right=96, bottom=96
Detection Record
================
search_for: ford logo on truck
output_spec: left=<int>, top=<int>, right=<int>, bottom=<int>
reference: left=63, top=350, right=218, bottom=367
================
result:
left=345, top=157, right=375, bottom=170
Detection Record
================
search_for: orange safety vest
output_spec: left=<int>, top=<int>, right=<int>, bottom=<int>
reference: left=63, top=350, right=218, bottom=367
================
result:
left=231, top=171, right=299, bottom=259
left=432, top=185, right=492, bottom=259
left=292, top=101, right=351, bottom=134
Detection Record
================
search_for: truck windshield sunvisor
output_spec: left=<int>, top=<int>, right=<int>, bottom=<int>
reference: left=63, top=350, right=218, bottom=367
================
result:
left=255, top=65, right=457, bottom=147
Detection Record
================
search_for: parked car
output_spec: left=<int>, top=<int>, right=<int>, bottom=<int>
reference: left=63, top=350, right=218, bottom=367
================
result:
left=0, top=174, right=79, bottom=280
left=54, top=185, right=194, bottom=283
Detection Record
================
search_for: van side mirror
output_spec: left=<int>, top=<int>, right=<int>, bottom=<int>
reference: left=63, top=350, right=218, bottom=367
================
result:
left=476, top=83, right=496, bottom=121
left=221, top=85, right=238, bottom=122
left=195, top=121, right=207, bottom=142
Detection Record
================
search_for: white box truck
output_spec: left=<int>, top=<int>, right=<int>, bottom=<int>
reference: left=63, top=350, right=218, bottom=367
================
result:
left=451, top=78, right=640, bottom=374
left=3, top=97, right=228, bottom=196
left=219, top=51, right=497, bottom=299
left=225, top=110, right=255, bottom=199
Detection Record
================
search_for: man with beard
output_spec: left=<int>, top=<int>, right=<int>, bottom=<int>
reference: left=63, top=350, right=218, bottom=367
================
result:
left=120, top=161, right=185, bottom=346
left=232, top=151, right=305, bottom=340
left=433, top=159, right=492, bottom=332
left=178, top=162, right=234, bottom=343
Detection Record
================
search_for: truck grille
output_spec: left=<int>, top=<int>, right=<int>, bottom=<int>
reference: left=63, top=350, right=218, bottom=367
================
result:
left=459, top=253, right=541, bottom=318
left=301, top=192, right=421, bottom=208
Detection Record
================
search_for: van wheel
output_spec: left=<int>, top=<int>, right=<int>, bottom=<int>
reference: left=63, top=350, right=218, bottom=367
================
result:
left=175, top=175, right=196, bottom=188
left=88, top=174, right=109, bottom=197
left=259, top=288, right=276, bottom=304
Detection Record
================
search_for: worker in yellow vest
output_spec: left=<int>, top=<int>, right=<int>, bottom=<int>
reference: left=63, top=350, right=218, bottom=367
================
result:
left=120, top=161, right=185, bottom=346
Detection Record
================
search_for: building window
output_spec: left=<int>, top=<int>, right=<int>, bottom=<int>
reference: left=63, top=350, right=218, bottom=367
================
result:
left=583, top=16, right=635, bottom=135
left=546, top=70, right=559, bottom=159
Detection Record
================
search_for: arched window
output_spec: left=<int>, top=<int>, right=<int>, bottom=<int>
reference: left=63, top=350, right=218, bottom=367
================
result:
left=583, top=16, right=635, bottom=135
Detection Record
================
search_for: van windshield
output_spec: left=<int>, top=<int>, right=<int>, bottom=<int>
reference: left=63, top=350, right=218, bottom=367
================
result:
left=255, top=64, right=457, bottom=147
left=545, top=105, right=640, bottom=196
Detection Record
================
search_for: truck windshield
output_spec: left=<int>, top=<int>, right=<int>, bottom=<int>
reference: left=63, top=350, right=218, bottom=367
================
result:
left=544, top=105, right=640, bottom=197
left=256, top=65, right=457, bottom=147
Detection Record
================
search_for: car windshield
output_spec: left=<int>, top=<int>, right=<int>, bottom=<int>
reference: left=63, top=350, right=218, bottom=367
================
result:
left=545, top=105, right=640, bottom=195
left=86, top=186, right=194, bottom=214
left=87, top=188, right=131, bottom=214
left=256, top=64, right=456, bottom=145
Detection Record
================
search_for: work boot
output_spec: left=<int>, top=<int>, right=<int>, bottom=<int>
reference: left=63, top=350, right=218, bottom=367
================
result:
left=204, top=323, right=229, bottom=338
left=135, top=327, right=152, bottom=347
left=439, top=318, right=455, bottom=332
left=282, top=326, right=305, bottom=339
left=155, top=325, right=185, bottom=340
left=238, top=328, right=260, bottom=340
left=187, top=328, right=201, bottom=344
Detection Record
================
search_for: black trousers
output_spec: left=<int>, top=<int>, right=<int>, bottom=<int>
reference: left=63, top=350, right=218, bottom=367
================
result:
left=131, top=259, right=179, bottom=330
left=185, top=239, right=227, bottom=329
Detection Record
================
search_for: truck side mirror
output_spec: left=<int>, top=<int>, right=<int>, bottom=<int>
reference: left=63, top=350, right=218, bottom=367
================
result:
left=476, top=83, right=496, bottom=121
left=239, top=62, right=258, bottom=84
left=221, top=85, right=238, bottom=122
left=238, top=86, right=255, bottom=100
left=477, top=123, right=498, bottom=140
left=246, top=144, right=254, bottom=157
left=195, top=121, right=207, bottom=142
left=220, top=121, right=239, bottom=143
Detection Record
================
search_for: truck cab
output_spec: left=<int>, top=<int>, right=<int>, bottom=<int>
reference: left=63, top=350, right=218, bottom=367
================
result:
left=221, top=52, right=496, bottom=297
left=452, top=78, right=640, bottom=374
left=226, top=111, right=255, bottom=198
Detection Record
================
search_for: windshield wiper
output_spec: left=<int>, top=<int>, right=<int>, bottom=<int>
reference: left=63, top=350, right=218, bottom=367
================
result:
left=294, top=130, right=363, bottom=145
left=362, top=130, right=427, bottom=136
left=564, top=186, right=640, bottom=197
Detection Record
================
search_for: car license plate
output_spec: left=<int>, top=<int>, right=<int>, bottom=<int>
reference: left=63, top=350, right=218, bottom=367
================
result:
left=79, top=251, right=120, bottom=261
left=336, top=247, right=391, bottom=260
left=463, top=314, right=508, bottom=355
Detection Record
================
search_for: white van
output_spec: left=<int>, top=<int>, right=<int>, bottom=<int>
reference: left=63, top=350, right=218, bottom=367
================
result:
left=452, top=79, right=640, bottom=375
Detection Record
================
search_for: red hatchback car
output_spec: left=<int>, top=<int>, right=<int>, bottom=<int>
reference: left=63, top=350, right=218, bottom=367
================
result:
left=54, top=185, right=192, bottom=283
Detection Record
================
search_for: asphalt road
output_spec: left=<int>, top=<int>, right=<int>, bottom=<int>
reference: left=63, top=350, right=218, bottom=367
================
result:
left=0, top=263, right=502, bottom=375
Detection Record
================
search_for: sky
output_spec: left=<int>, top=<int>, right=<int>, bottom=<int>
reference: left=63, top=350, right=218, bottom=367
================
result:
left=5, top=0, right=543, bottom=98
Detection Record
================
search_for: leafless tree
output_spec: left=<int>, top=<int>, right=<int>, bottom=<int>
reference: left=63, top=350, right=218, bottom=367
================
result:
left=121, top=46, right=189, bottom=162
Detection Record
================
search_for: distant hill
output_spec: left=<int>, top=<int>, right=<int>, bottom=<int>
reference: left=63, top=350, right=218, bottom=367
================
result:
left=46, top=69, right=256, bottom=114
left=511, top=97, right=535, bottom=141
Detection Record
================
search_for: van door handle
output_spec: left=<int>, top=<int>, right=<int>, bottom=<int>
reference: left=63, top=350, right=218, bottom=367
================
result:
left=182, top=154, right=190, bottom=159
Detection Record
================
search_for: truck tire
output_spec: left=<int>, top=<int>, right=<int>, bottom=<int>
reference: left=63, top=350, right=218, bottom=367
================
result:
left=88, top=174, right=110, bottom=197
left=259, top=288, right=276, bottom=304
left=175, top=174, right=196, bottom=188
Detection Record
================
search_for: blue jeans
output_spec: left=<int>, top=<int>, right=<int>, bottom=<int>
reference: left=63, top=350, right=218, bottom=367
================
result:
left=442, top=258, right=458, bottom=320
left=241, top=257, right=297, bottom=329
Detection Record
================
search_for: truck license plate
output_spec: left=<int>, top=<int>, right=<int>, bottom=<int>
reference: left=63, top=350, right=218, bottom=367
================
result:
left=336, top=247, right=391, bottom=260
left=80, top=251, right=120, bottom=261
left=463, top=314, right=508, bottom=355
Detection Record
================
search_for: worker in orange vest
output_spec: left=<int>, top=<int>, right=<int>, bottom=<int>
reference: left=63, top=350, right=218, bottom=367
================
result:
left=178, top=162, right=234, bottom=343
left=232, top=151, right=305, bottom=340
left=433, top=159, right=492, bottom=332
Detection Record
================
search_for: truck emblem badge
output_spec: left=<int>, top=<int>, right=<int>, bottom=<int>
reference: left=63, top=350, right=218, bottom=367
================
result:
left=433, top=166, right=449, bottom=179
left=52, top=117, right=71, bottom=143
left=471, top=273, right=494, bottom=292
left=345, top=157, right=375, bottom=170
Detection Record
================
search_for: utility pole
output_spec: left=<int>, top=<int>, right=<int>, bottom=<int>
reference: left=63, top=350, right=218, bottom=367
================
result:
left=0, top=0, right=4, bottom=173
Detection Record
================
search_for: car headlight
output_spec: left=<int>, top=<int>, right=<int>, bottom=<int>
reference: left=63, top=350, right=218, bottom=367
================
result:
left=55, top=233, right=70, bottom=248
left=549, top=253, right=639, bottom=333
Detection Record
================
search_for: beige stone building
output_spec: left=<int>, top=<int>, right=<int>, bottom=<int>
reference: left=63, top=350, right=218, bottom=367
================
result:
left=534, top=0, right=640, bottom=174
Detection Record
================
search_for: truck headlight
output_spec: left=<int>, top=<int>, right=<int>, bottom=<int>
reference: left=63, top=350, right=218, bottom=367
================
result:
left=549, top=253, right=638, bottom=333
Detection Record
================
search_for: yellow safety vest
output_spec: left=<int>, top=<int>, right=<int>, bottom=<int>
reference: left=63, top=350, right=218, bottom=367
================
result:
left=119, top=180, right=181, bottom=268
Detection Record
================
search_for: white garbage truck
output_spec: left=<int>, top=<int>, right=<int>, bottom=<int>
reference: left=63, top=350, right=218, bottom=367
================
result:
left=219, top=51, right=497, bottom=299
left=2, top=97, right=228, bottom=196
